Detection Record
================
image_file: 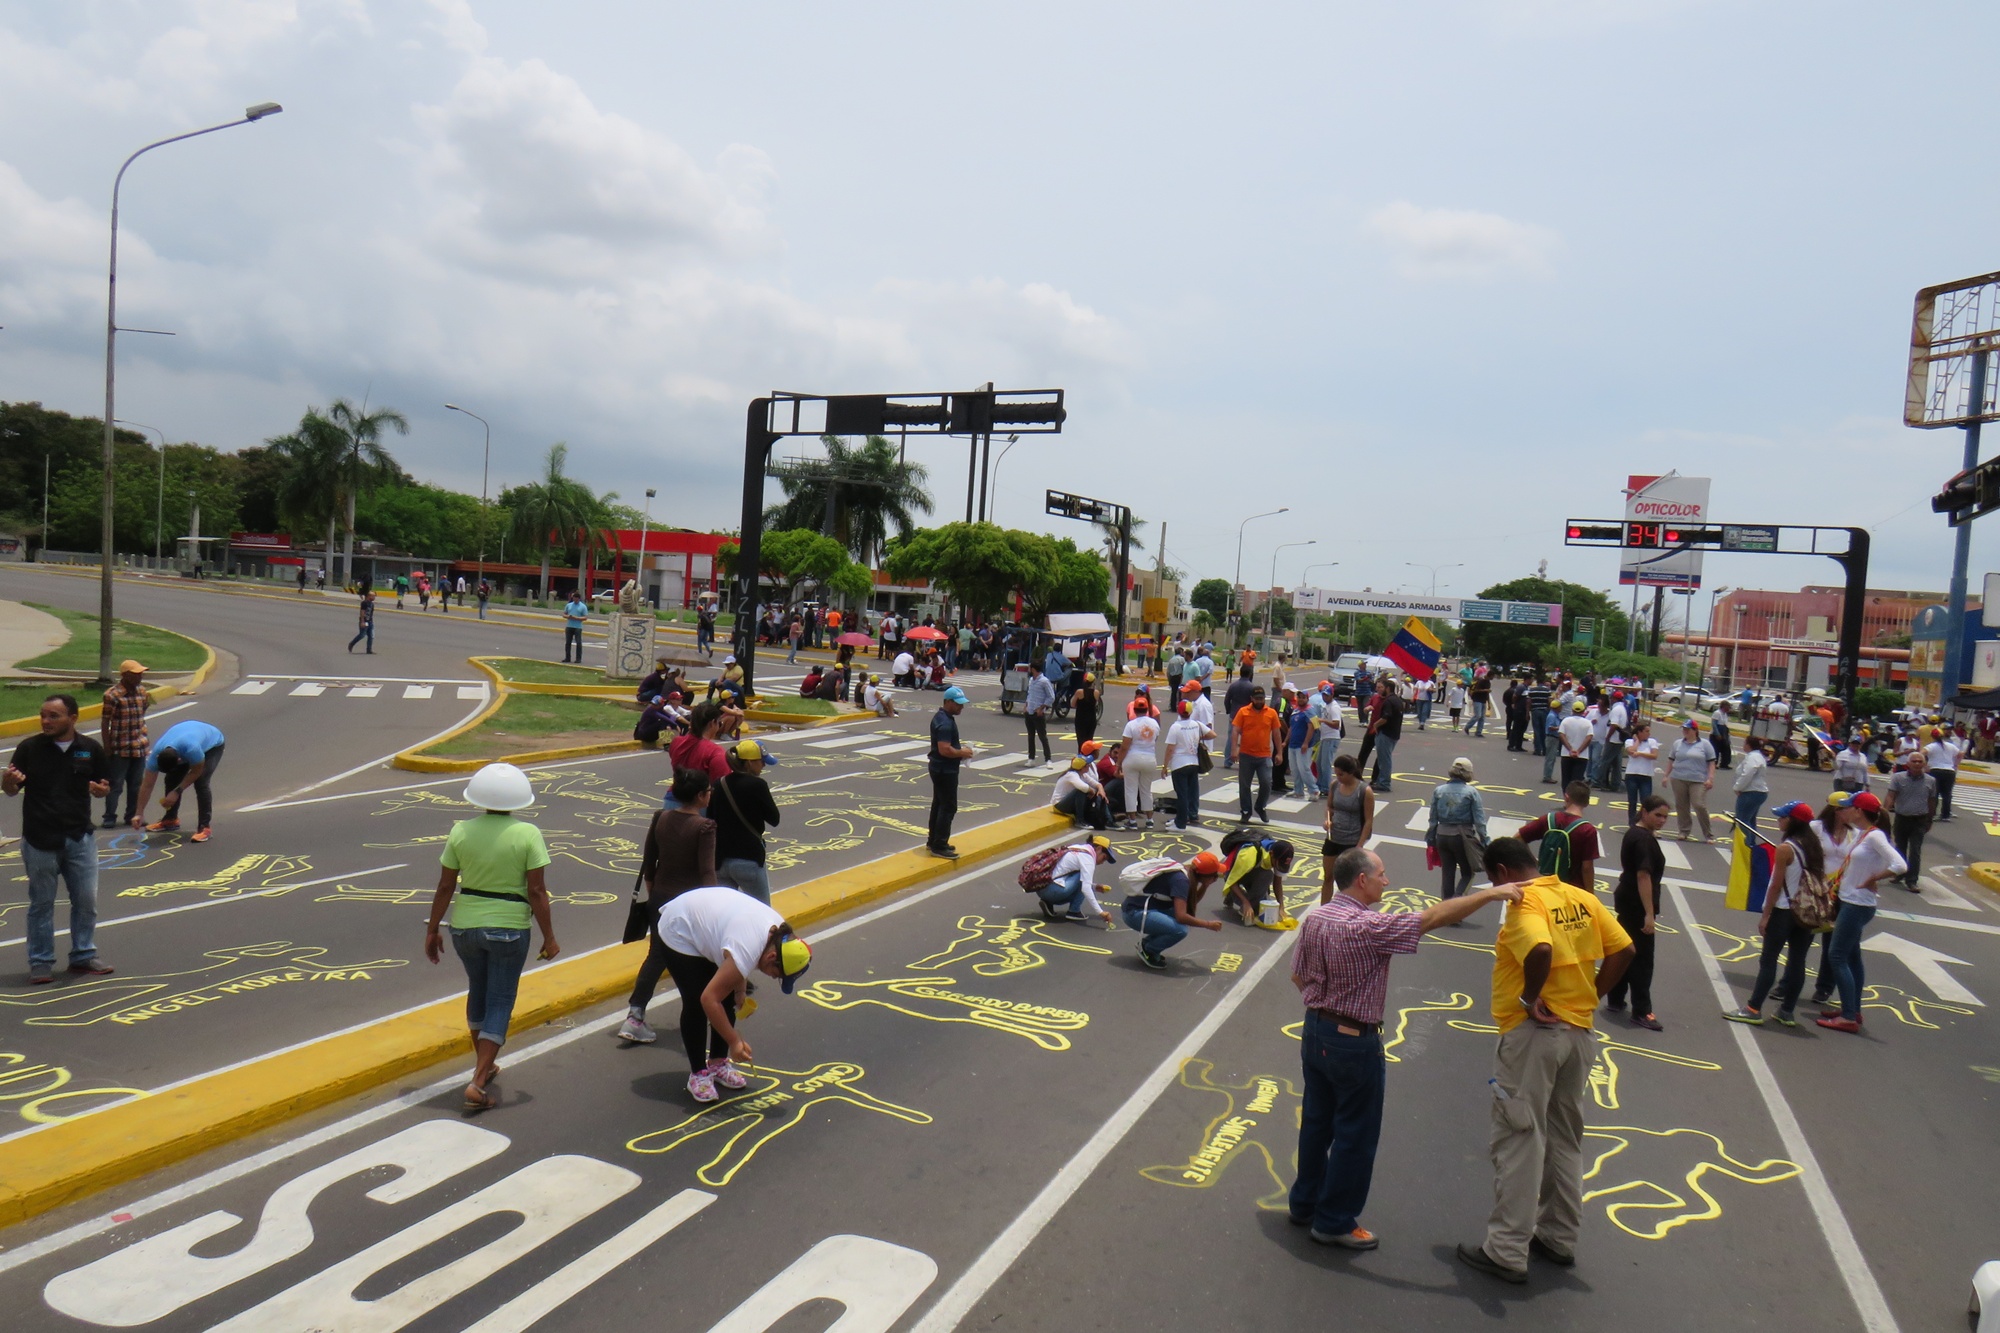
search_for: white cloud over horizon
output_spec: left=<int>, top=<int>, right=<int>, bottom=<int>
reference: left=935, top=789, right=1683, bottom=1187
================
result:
left=1364, top=201, right=1559, bottom=281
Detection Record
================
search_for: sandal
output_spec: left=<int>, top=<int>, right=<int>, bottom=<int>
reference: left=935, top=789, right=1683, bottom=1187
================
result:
left=463, top=1082, right=498, bottom=1111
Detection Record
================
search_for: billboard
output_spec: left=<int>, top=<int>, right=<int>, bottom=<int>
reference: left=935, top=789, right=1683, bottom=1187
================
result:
left=1620, top=475, right=1709, bottom=590
left=1291, top=588, right=1562, bottom=627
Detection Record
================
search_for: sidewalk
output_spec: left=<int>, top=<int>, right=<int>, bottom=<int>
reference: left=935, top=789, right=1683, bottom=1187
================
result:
left=0, top=600, right=69, bottom=672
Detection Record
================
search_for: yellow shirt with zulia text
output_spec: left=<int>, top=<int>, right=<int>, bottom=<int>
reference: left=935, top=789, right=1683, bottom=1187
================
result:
left=1490, top=874, right=1631, bottom=1032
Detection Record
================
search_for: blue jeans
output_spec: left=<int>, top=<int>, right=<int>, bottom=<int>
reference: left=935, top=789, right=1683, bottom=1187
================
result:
left=22, top=834, right=99, bottom=970
left=1826, top=902, right=1876, bottom=1021
left=1314, top=736, right=1340, bottom=792
left=1734, top=789, right=1766, bottom=835
left=1416, top=699, right=1433, bottom=727
left=1171, top=765, right=1201, bottom=828
left=1531, top=707, right=1550, bottom=755
left=1288, top=1011, right=1386, bottom=1234
left=786, top=639, right=799, bottom=662
left=103, top=754, right=145, bottom=824
left=1369, top=735, right=1397, bottom=792
left=1288, top=746, right=1317, bottom=798
left=347, top=620, right=373, bottom=652
left=1542, top=737, right=1560, bottom=783
left=1625, top=773, right=1653, bottom=824
left=1238, top=755, right=1272, bottom=818
left=1040, top=870, right=1089, bottom=915
left=1466, top=700, right=1487, bottom=737
left=717, top=857, right=771, bottom=905
left=451, top=926, right=532, bottom=1046
left=1122, top=901, right=1188, bottom=957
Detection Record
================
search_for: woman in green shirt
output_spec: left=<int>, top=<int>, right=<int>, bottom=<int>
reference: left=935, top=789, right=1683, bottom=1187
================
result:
left=424, top=763, right=561, bottom=1110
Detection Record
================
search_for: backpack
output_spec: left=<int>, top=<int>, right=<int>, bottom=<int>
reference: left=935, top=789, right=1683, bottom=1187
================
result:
left=1789, top=861, right=1838, bottom=931
left=1537, top=812, right=1586, bottom=879
left=1018, top=846, right=1066, bottom=893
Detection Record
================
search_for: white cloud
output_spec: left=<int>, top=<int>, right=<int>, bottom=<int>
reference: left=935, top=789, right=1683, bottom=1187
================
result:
left=1364, top=200, right=1559, bottom=280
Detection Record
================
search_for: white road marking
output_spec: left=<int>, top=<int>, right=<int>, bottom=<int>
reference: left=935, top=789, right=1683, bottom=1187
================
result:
left=1861, top=933, right=1983, bottom=1005
left=1668, top=883, right=1902, bottom=1333
left=456, top=685, right=488, bottom=700
left=1404, top=806, right=1428, bottom=832
left=218, top=674, right=481, bottom=684
left=346, top=685, right=379, bottom=698
left=806, top=734, right=878, bottom=749
left=771, top=772, right=858, bottom=794
left=857, top=739, right=929, bottom=757
left=0, top=826, right=1056, bottom=1274
left=230, top=681, right=273, bottom=695
left=910, top=924, right=1299, bottom=1333
left=402, top=685, right=433, bottom=699
left=287, top=683, right=325, bottom=697
left=1914, top=874, right=1980, bottom=912
left=1266, top=796, right=1310, bottom=814
left=968, top=752, right=1030, bottom=770
left=0, top=865, right=408, bottom=952
left=1658, top=839, right=1692, bottom=870
left=460, top=1190, right=717, bottom=1333
left=1875, top=909, right=2000, bottom=936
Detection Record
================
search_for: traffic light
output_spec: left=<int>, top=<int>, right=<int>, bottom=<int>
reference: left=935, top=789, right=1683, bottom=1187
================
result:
left=1564, top=522, right=1623, bottom=545
left=1933, top=459, right=2000, bottom=527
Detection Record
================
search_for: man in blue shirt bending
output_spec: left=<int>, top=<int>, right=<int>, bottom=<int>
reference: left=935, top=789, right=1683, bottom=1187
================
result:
left=132, top=719, right=226, bottom=843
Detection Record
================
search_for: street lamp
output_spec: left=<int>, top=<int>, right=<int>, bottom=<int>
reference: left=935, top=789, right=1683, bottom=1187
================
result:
left=986, top=434, right=1020, bottom=526
left=1405, top=561, right=1463, bottom=596
left=115, top=420, right=167, bottom=564
left=1266, top=539, right=1316, bottom=639
left=638, top=486, right=657, bottom=606
left=99, top=102, right=282, bottom=679
left=1231, top=507, right=1289, bottom=639
left=1700, top=585, right=1733, bottom=694
left=444, top=403, right=491, bottom=588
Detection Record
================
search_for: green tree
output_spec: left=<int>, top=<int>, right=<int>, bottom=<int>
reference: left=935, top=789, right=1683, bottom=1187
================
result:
left=353, top=481, right=491, bottom=559
left=504, top=443, right=608, bottom=602
left=1457, top=576, right=1628, bottom=667
left=1190, top=578, right=1231, bottom=619
left=267, top=408, right=347, bottom=575
left=1351, top=615, right=1394, bottom=655
left=1019, top=535, right=1110, bottom=620
left=766, top=435, right=933, bottom=565
left=324, top=399, right=409, bottom=585
left=885, top=523, right=1032, bottom=619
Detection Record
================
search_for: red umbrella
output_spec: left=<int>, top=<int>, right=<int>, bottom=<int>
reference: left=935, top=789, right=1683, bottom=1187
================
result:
left=835, top=631, right=874, bottom=647
left=905, top=626, right=948, bottom=641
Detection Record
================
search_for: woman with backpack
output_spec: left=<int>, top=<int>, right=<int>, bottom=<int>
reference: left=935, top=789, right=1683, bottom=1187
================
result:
left=1724, top=800, right=1830, bottom=1029
left=1218, top=834, right=1294, bottom=925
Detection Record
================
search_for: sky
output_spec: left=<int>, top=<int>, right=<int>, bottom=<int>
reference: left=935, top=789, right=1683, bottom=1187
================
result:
left=3, top=0, right=1998, bottom=626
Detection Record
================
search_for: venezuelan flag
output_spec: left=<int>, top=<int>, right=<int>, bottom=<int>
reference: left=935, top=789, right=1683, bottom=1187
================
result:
left=1384, top=616, right=1443, bottom=681
left=1725, top=820, right=1776, bottom=912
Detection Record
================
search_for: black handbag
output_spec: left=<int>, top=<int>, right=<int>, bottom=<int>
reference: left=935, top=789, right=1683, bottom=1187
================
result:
left=622, top=813, right=660, bottom=944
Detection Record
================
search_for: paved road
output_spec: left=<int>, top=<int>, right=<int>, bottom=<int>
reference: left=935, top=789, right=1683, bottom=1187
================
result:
left=0, top=680, right=1992, bottom=1331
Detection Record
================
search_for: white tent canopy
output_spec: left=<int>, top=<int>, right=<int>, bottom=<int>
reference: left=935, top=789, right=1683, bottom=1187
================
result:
left=1045, top=613, right=1112, bottom=638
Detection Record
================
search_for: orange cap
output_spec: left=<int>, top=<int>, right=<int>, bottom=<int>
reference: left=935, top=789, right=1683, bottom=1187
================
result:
left=1189, top=851, right=1222, bottom=875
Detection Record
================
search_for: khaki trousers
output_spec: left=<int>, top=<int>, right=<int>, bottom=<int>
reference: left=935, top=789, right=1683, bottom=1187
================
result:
left=1484, top=1021, right=1593, bottom=1271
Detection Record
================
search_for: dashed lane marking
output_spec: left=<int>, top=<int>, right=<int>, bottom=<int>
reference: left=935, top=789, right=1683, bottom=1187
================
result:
left=403, top=685, right=433, bottom=700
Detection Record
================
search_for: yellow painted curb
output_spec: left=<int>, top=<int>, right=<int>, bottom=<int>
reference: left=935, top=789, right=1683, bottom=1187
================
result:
left=503, top=680, right=635, bottom=698
left=1967, top=863, right=2000, bottom=894
left=399, top=737, right=646, bottom=774
left=0, top=803, right=1072, bottom=1227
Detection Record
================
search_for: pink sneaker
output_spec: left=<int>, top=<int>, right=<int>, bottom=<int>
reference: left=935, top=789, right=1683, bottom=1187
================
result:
left=687, top=1068, right=719, bottom=1102
left=708, top=1058, right=748, bottom=1090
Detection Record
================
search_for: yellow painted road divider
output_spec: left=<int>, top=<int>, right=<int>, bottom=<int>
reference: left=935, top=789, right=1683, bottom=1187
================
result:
left=1967, top=863, right=2000, bottom=894
left=0, top=623, right=218, bottom=738
left=0, top=803, right=1071, bottom=1227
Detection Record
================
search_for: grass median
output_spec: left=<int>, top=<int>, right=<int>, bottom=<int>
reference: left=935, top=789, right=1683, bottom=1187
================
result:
left=430, top=692, right=642, bottom=759
left=17, top=602, right=208, bottom=674
left=482, top=657, right=608, bottom=686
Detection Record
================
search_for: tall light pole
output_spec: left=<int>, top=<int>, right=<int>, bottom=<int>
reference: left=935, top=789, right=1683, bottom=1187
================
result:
left=986, top=434, right=1020, bottom=526
left=444, top=403, right=491, bottom=587
left=100, top=102, right=282, bottom=679
left=1702, top=585, right=1733, bottom=693
left=1405, top=561, right=1463, bottom=596
left=638, top=486, right=657, bottom=606
left=115, top=420, right=167, bottom=563
left=1266, top=539, right=1316, bottom=639
left=1231, top=507, right=1288, bottom=641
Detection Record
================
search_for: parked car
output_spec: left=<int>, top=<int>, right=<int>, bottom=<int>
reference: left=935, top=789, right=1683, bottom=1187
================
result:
left=1653, top=684, right=1725, bottom=707
left=1329, top=652, right=1371, bottom=699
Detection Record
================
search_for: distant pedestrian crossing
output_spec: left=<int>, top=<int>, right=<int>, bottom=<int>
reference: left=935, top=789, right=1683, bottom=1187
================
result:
left=230, top=676, right=487, bottom=703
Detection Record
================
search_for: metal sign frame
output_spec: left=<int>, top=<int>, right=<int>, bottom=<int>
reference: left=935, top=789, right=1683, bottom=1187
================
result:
left=1907, top=270, right=2000, bottom=429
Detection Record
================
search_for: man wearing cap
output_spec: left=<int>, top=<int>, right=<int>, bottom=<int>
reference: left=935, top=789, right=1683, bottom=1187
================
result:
left=1289, top=847, right=1521, bottom=1250
left=1183, top=677, right=1215, bottom=736
left=99, top=659, right=151, bottom=829
left=1036, top=835, right=1117, bottom=923
left=1310, top=682, right=1344, bottom=796
left=1124, top=850, right=1224, bottom=969
left=926, top=686, right=975, bottom=858
left=714, top=740, right=782, bottom=905
left=1023, top=661, right=1055, bottom=763
left=1555, top=700, right=1593, bottom=790
left=132, top=718, right=226, bottom=843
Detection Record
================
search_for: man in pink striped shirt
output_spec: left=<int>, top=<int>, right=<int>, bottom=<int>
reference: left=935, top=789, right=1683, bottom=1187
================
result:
left=1287, top=846, right=1520, bottom=1250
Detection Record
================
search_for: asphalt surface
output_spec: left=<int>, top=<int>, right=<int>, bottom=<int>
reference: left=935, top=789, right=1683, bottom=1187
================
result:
left=0, top=656, right=1993, bottom=1331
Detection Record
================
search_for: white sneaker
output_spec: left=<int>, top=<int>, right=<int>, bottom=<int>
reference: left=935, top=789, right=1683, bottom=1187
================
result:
left=616, top=1014, right=656, bottom=1044
left=708, top=1058, right=749, bottom=1090
left=688, top=1068, right=719, bottom=1102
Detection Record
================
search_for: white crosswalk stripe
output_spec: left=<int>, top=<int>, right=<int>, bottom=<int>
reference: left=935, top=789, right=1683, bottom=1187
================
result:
left=230, top=678, right=477, bottom=703
left=348, top=685, right=380, bottom=698
left=404, top=685, right=433, bottom=699
left=456, top=685, right=488, bottom=700
left=1658, top=840, right=1692, bottom=871
left=806, top=735, right=877, bottom=749
left=231, top=681, right=273, bottom=695
left=289, top=683, right=324, bottom=696
left=968, top=752, right=1031, bottom=771
left=1267, top=796, right=1311, bottom=814
left=856, top=739, right=929, bottom=757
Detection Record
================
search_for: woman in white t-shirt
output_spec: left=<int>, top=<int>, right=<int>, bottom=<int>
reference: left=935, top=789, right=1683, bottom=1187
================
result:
left=1163, top=703, right=1208, bottom=831
left=1817, top=791, right=1905, bottom=1033
left=1622, top=718, right=1661, bottom=826
left=1051, top=756, right=1109, bottom=829
left=1118, top=708, right=1163, bottom=831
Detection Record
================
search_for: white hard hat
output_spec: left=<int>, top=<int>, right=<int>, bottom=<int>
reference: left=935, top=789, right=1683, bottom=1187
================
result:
left=464, top=762, right=534, bottom=811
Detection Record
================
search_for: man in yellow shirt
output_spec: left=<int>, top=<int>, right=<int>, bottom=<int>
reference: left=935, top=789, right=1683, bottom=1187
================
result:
left=1456, top=837, right=1633, bottom=1285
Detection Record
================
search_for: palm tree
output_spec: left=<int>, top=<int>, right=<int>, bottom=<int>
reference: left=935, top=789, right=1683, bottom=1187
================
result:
left=267, top=409, right=347, bottom=577
left=766, top=434, right=931, bottom=566
left=325, top=398, right=409, bottom=585
left=510, top=443, right=605, bottom=604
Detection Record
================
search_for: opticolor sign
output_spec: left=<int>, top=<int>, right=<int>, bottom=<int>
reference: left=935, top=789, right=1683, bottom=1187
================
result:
left=1290, top=588, right=1563, bottom=627
left=1620, top=474, right=1710, bottom=590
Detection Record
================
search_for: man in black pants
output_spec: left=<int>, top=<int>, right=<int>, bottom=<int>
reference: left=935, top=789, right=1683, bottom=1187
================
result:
left=1023, top=663, right=1054, bottom=763
left=927, top=686, right=974, bottom=858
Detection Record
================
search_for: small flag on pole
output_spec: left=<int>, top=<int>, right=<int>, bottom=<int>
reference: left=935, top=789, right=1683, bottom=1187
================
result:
left=1384, top=616, right=1443, bottom=681
left=1725, top=820, right=1775, bottom=912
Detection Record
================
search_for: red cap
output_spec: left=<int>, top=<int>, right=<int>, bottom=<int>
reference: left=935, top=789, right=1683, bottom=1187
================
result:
left=1849, top=791, right=1882, bottom=814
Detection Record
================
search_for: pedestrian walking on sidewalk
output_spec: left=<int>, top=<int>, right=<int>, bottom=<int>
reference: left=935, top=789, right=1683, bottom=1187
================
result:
left=1709, top=701, right=1733, bottom=769
left=926, top=686, right=974, bottom=857
left=1119, top=704, right=1162, bottom=830
left=4, top=694, right=113, bottom=984
left=99, top=660, right=151, bottom=828
left=1622, top=719, right=1659, bottom=825
left=296, top=565, right=309, bottom=594
left=1073, top=673, right=1101, bottom=751
left=1290, top=847, right=1520, bottom=1251
left=1605, top=794, right=1670, bottom=1031
left=132, top=719, right=226, bottom=843
left=347, top=580, right=376, bottom=654
left=1465, top=674, right=1490, bottom=738
left=1922, top=727, right=1960, bottom=821
left=1816, top=791, right=1903, bottom=1032
left=1164, top=701, right=1208, bottom=829
left=1454, top=838, right=1631, bottom=1284
left=562, top=593, right=589, bottom=663
left=1222, top=665, right=1256, bottom=768
left=394, top=572, right=409, bottom=608
left=422, top=762, right=559, bottom=1112
left=1367, top=686, right=1405, bottom=794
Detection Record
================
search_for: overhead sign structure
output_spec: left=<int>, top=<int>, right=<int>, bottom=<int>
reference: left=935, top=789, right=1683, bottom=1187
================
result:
left=1906, top=270, right=2000, bottom=429
left=1722, top=524, right=1780, bottom=553
left=1620, top=475, right=1710, bottom=590
left=1044, top=489, right=1136, bottom=672
left=1290, top=587, right=1561, bottom=627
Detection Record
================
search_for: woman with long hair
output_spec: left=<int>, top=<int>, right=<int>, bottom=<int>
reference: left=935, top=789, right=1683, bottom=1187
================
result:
left=1816, top=792, right=1904, bottom=1033
left=1724, top=800, right=1824, bottom=1027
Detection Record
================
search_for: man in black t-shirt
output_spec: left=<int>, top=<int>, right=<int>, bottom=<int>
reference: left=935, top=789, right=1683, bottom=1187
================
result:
left=3, top=694, right=112, bottom=983
left=927, top=687, right=975, bottom=858
left=715, top=740, right=783, bottom=903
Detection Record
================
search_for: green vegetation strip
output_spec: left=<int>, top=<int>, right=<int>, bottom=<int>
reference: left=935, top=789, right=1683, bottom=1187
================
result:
left=749, top=695, right=838, bottom=716
left=18, top=603, right=207, bottom=673
left=481, top=657, right=608, bottom=686
left=429, top=692, right=640, bottom=758
left=0, top=684, right=68, bottom=719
